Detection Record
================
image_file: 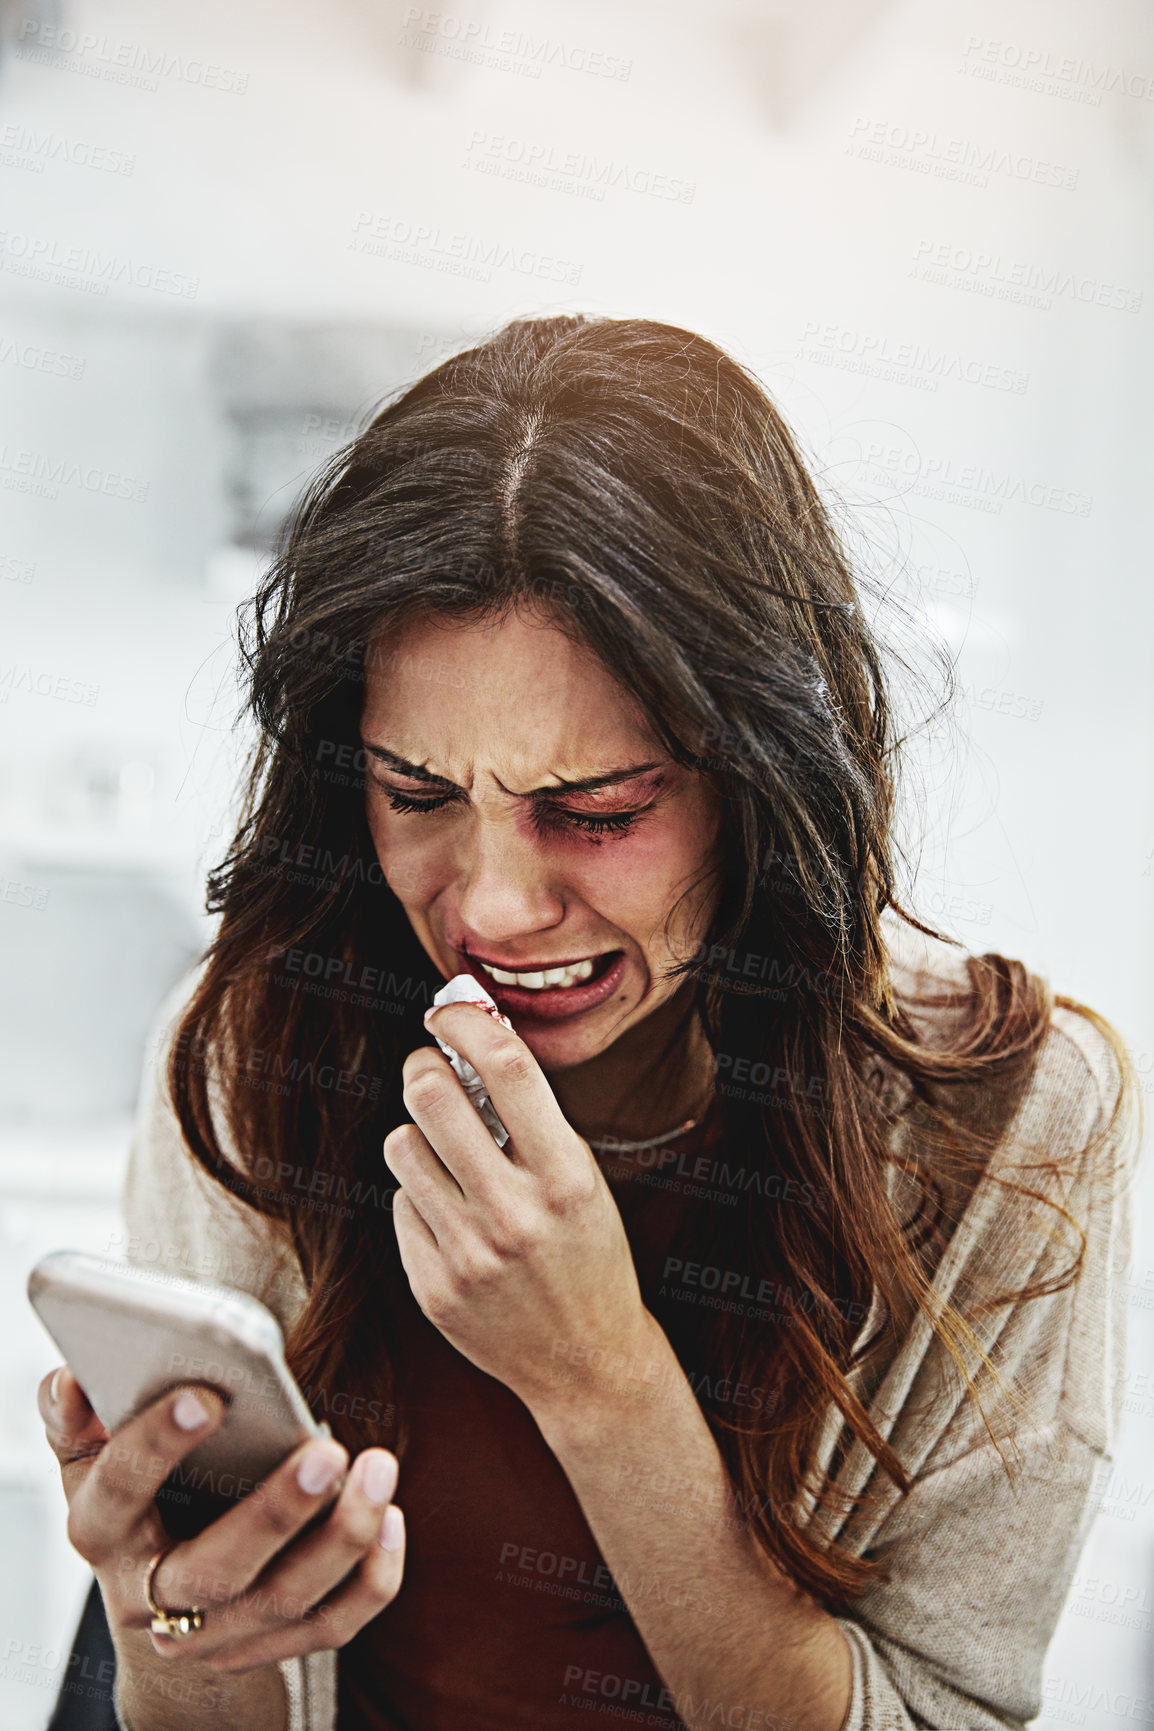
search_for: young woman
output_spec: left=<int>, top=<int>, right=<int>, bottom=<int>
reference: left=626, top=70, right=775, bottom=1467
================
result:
left=40, top=315, right=1138, bottom=1731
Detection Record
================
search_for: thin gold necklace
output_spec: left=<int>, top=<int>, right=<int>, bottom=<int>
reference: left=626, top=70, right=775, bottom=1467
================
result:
left=588, top=1115, right=702, bottom=1154
left=588, top=1084, right=715, bottom=1155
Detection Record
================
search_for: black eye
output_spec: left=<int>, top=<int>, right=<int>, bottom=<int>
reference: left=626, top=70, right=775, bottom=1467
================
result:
left=377, top=785, right=650, bottom=841
left=534, top=808, right=643, bottom=841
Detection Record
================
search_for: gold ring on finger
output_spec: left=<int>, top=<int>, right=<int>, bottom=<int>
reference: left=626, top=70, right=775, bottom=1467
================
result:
left=144, top=1545, right=204, bottom=1638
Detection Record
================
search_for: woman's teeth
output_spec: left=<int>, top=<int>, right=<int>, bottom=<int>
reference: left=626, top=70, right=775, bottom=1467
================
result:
left=478, top=957, right=598, bottom=990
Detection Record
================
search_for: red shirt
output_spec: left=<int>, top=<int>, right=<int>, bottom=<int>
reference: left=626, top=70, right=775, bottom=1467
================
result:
left=339, top=1100, right=728, bottom=1729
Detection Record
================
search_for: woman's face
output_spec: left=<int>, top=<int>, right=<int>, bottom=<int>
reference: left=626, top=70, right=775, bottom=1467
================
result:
left=360, top=607, right=725, bottom=1074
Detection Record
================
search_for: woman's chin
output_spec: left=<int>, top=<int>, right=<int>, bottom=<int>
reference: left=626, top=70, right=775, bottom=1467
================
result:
left=518, top=990, right=642, bottom=1073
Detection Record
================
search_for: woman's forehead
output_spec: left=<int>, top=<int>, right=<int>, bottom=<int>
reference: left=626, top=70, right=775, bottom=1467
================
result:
left=365, top=604, right=588, bottom=674
left=361, top=608, right=654, bottom=746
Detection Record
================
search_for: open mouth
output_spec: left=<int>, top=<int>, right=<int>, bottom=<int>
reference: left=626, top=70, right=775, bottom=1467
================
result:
left=475, top=952, right=616, bottom=990
left=458, top=948, right=627, bottom=1022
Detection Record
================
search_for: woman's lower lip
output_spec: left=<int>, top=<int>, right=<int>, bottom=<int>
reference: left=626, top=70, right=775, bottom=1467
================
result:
left=459, top=952, right=627, bottom=1022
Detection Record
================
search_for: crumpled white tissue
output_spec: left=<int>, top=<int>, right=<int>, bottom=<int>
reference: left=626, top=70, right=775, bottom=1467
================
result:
left=429, top=973, right=514, bottom=1148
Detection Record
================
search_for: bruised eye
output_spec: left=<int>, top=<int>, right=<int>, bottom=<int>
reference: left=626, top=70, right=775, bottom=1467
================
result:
left=531, top=807, right=643, bottom=841
left=377, top=784, right=647, bottom=841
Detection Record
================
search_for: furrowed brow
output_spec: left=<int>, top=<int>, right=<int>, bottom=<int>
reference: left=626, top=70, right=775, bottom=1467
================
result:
left=361, top=745, right=458, bottom=788
left=543, top=763, right=664, bottom=796
left=360, top=743, right=663, bottom=797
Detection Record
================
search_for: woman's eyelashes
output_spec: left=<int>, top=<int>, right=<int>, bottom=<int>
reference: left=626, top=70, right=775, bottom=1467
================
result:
left=375, top=783, right=648, bottom=842
left=534, top=806, right=641, bottom=841
left=378, top=786, right=456, bottom=816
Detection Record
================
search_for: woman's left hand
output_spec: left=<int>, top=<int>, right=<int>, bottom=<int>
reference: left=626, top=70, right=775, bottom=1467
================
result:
left=383, top=1001, right=655, bottom=1416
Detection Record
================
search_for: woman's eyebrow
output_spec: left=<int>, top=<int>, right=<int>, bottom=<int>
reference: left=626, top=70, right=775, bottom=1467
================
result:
left=361, top=744, right=456, bottom=787
left=360, top=743, right=664, bottom=796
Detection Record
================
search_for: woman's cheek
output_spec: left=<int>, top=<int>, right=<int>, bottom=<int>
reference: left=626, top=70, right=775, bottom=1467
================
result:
left=616, top=804, right=723, bottom=948
left=370, top=819, right=449, bottom=907
left=567, top=814, right=697, bottom=921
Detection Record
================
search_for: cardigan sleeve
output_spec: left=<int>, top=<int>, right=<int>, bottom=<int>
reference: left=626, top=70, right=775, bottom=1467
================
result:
left=828, top=1006, right=1136, bottom=1730
left=119, top=969, right=338, bottom=1731
left=832, top=1423, right=1114, bottom=1729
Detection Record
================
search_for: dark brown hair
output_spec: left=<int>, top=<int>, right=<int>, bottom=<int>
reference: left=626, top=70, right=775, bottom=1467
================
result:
left=169, top=314, right=1139, bottom=1612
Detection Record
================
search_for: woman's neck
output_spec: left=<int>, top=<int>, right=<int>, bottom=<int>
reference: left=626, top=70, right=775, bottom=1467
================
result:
left=544, top=986, right=716, bottom=1146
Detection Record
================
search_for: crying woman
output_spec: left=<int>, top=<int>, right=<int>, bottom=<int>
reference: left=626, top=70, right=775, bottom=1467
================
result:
left=54, top=315, right=1137, bottom=1731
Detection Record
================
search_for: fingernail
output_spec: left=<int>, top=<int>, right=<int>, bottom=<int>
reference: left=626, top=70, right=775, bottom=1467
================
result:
left=297, top=1445, right=345, bottom=1496
left=173, top=1391, right=211, bottom=1431
left=50, top=1368, right=63, bottom=1404
left=361, top=1453, right=398, bottom=1506
left=379, top=1505, right=405, bottom=1551
left=422, top=1006, right=442, bottom=1025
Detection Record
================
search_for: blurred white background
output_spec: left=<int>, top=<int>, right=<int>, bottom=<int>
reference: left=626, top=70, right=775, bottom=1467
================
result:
left=0, top=0, right=1151, bottom=1724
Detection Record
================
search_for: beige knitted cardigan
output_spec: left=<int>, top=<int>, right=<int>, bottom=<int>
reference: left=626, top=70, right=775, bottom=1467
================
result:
left=120, top=930, right=1135, bottom=1731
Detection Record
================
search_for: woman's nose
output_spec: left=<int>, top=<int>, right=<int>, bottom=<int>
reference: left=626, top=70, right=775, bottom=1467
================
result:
left=453, top=818, right=566, bottom=945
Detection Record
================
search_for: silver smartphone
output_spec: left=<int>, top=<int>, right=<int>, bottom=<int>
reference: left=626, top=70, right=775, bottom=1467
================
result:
left=28, top=1249, right=329, bottom=1538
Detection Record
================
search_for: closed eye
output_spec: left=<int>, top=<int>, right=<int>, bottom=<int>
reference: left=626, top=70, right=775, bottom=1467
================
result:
left=535, top=807, right=642, bottom=841
left=375, top=784, right=648, bottom=842
left=379, top=787, right=458, bottom=817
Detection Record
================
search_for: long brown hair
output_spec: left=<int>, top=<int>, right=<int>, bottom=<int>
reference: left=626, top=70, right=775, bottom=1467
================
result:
left=169, top=314, right=1139, bottom=1612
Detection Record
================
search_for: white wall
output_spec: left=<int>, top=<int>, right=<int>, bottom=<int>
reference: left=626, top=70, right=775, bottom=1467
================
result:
left=1, top=0, right=1151, bottom=1725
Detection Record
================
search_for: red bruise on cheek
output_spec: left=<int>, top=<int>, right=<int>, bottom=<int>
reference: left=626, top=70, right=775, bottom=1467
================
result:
left=560, top=812, right=709, bottom=935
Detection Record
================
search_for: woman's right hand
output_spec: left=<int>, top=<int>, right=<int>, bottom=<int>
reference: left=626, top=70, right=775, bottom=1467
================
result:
left=38, top=1364, right=406, bottom=1681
